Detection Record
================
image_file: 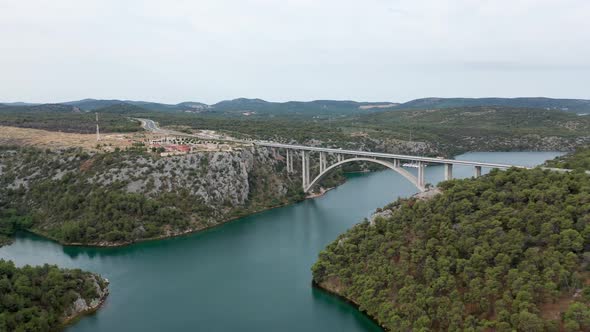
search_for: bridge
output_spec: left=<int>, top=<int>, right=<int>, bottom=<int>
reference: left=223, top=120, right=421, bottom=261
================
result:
left=254, top=142, right=530, bottom=193
left=138, top=118, right=577, bottom=193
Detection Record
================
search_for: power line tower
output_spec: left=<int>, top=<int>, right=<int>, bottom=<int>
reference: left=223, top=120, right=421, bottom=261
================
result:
left=96, top=112, right=100, bottom=141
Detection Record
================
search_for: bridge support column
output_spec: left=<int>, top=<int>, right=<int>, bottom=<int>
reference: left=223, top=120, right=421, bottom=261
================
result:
left=319, top=152, right=326, bottom=173
left=286, top=150, right=291, bottom=173
left=301, top=151, right=310, bottom=190
left=444, top=164, right=453, bottom=181
left=337, top=154, right=343, bottom=162
left=393, top=159, right=400, bottom=168
left=418, top=161, right=425, bottom=188
left=474, top=166, right=482, bottom=178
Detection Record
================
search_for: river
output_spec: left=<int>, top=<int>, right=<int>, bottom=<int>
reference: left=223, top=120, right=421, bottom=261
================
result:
left=0, top=152, right=563, bottom=332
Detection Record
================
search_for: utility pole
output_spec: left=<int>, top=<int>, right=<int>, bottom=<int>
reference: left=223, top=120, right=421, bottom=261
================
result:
left=96, top=112, right=100, bottom=141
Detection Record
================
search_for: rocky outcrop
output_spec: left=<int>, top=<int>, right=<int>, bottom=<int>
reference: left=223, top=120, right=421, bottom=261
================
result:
left=0, top=146, right=296, bottom=212
left=0, top=146, right=302, bottom=246
left=63, top=275, right=109, bottom=324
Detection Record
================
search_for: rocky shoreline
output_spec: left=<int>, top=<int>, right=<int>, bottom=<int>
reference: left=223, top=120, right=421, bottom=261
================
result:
left=61, top=274, right=110, bottom=328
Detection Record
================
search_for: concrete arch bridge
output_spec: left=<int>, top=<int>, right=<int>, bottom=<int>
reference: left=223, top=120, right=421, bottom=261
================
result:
left=257, top=142, right=530, bottom=193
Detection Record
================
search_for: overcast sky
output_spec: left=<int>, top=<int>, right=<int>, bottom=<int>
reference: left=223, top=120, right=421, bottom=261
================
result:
left=1, top=0, right=589, bottom=104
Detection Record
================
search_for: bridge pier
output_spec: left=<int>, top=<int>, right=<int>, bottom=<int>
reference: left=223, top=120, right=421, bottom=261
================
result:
left=301, top=151, right=310, bottom=190
left=286, top=150, right=292, bottom=173
left=474, top=166, right=482, bottom=178
left=444, top=164, right=453, bottom=181
left=319, top=152, right=326, bottom=173
left=417, top=161, right=425, bottom=188
left=337, top=154, right=343, bottom=162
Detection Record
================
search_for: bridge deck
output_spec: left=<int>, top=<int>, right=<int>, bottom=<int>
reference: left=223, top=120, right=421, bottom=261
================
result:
left=255, top=142, right=529, bottom=169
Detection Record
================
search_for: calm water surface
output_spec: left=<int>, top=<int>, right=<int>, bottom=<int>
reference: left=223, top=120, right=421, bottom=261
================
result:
left=0, top=152, right=563, bottom=332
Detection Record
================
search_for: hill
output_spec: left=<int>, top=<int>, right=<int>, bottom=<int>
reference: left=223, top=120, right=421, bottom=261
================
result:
left=0, top=146, right=305, bottom=246
left=313, top=168, right=590, bottom=331
left=5, top=96, right=590, bottom=115
left=209, top=98, right=396, bottom=116
left=0, top=104, right=141, bottom=133
left=148, top=106, right=590, bottom=156
left=545, top=146, right=590, bottom=171
left=331, top=106, right=590, bottom=155
left=393, top=97, right=590, bottom=114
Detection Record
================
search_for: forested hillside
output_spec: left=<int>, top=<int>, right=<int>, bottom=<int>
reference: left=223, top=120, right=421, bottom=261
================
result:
left=546, top=146, right=590, bottom=171
left=313, top=168, right=590, bottom=331
left=150, top=106, right=590, bottom=156
left=0, top=260, right=109, bottom=331
left=0, top=146, right=315, bottom=246
left=0, top=104, right=141, bottom=133
left=2, top=101, right=589, bottom=156
left=392, top=97, right=590, bottom=113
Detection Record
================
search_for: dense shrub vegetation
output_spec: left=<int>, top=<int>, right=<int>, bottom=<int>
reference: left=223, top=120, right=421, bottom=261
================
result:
left=144, top=106, right=590, bottom=156
left=0, top=146, right=305, bottom=245
left=313, top=168, right=590, bottom=331
left=0, top=104, right=141, bottom=133
left=0, top=260, right=108, bottom=331
left=3, top=103, right=589, bottom=156
left=546, top=146, right=590, bottom=171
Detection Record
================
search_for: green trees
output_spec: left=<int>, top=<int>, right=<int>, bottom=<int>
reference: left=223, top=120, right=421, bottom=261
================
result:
left=0, top=146, right=303, bottom=246
left=545, top=145, right=590, bottom=171
left=313, top=168, right=590, bottom=330
left=0, top=259, right=108, bottom=331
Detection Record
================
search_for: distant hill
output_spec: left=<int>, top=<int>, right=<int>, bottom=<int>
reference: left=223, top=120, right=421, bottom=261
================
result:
left=0, top=102, right=41, bottom=107
left=63, top=99, right=125, bottom=110
left=93, top=103, right=156, bottom=114
left=393, top=97, right=590, bottom=113
left=3, top=97, right=590, bottom=116
left=54, top=98, right=210, bottom=113
left=0, top=103, right=142, bottom=133
left=210, top=98, right=397, bottom=116
left=0, top=104, right=76, bottom=113
left=127, top=100, right=209, bottom=112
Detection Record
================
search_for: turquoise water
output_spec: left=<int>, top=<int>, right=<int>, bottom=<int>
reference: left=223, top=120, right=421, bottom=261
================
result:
left=0, top=152, right=563, bottom=332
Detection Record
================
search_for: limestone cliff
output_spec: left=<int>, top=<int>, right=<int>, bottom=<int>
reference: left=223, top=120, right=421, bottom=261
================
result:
left=0, top=146, right=303, bottom=246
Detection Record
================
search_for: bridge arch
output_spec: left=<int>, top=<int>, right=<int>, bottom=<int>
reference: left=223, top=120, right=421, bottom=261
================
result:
left=304, top=157, right=426, bottom=193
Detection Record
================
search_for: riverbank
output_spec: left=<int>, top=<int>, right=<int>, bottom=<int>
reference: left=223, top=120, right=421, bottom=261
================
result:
left=25, top=196, right=307, bottom=248
left=26, top=180, right=352, bottom=248
left=27, top=183, right=345, bottom=248
left=62, top=276, right=110, bottom=328
left=311, top=166, right=590, bottom=330
left=311, top=188, right=442, bottom=331
left=312, top=280, right=388, bottom=331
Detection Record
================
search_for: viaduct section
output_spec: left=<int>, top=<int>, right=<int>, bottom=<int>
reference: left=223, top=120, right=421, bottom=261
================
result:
left=256, top=142, right=529, bottom=193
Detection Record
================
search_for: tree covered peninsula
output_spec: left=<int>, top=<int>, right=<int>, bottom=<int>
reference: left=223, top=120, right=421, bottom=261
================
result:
left=0, top=260, right=109, bottom=331
left=313, top=168, right=590, bottom=331
left=546, top=145, right=590, bottom=171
